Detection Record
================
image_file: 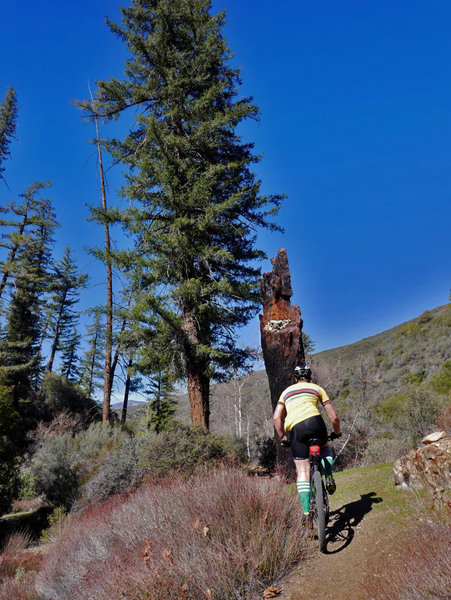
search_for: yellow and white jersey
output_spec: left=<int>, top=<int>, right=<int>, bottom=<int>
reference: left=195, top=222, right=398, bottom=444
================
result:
left=278, top=382, right=330, bottom=431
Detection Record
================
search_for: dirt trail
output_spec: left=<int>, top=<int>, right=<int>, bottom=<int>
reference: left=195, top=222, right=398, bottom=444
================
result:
left=280, top=464, right=413, bottom=600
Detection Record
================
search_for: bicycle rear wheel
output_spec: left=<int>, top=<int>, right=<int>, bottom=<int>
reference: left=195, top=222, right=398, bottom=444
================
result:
left=312, top=469, right=327, bottom=552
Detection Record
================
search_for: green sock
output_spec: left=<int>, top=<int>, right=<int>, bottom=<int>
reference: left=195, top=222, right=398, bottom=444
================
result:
left=296, top=480, right=310, bottom=514
left=321, top=448, right=334, bottom=476
left=322, top=456, right=333, bottom=476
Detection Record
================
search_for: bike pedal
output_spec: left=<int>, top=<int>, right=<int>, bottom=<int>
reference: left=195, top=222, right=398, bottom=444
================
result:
left=326, top=476, right=336, bottom=494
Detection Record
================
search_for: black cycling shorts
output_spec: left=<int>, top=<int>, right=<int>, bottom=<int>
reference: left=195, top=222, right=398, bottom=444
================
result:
left=289, top=415, right=328, bottom=460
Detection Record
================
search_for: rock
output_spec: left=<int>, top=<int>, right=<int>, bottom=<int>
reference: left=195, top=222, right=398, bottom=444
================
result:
left=393, top=436, right=451, bottom=490
left=422, top=431, right=446, bottom=444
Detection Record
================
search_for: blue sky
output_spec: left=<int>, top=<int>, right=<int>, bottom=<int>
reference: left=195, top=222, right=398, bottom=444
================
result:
left=1, top=0, right=450, bottom=354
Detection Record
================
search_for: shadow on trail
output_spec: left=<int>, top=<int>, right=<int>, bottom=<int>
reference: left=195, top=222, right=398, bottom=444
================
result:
left=325, top=492, right=383, bottom=554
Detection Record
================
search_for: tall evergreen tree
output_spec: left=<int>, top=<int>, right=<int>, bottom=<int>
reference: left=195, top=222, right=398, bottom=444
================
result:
left=144, top=367, right=177, bottom=433
left=59, top=326, right=82, bottom=382
left=0, top=183, right=57, bottom=402
left=0, top=182, right=52, bottom=306
left=0, top=86, right=17, bottom=182
left=79, top=311, right=105, bottom=399
left=44, top=247, right=88, bottom=373
left=82, top=0, right=283, bottom=428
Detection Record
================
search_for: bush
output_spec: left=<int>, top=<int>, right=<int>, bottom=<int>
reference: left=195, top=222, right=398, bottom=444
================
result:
left=35, top=467, right=306, bottom=600
left=28, top=420, right=244, bottom=510
left=40, top=507, right=69, bottom=544
left=365, top=520, right=451, bottom=599
left=0, top=387, right=22, bottom=516
left=138, top=421, right=243, bottom=476
left=29, top=434, right=79, bottom=509
left=255, top=436, right=277, bottom=472
left=29, top=422, right=132, bottom=509
left=80, top=435, right=146, bottom=506
left=41, top=373, right=101, bottom=423
left=17, top=469, right=38, bottom=501
left=0, top=531, right=42, bottom=600
left=430, top=359, right=451, bottom=394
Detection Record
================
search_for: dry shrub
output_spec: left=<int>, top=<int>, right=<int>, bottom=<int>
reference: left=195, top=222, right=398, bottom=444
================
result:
left=28, top=411, right=81, bottom=446
left=0, top=573, right=39, bottom=600
left=0, top=532, right=43, bottom=600
left=36, top=467, right=306, bottom=600
left=1, top=531, right=32, bottom=556
left=10, top=498, right=44, bottom=514
left=365, top=519, right=451, bottom=600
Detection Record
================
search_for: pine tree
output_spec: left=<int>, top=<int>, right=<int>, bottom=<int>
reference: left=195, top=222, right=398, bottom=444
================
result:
left=79, top=311, right=105, bottom=400
left=144, top=368, right=177, bottom=433
left=0, top=86, right=17, bottom=182
left=0, top=183, right=58, bottom=402
left=82, top=0, right=283, bottom=428
left=44, top=247, right=88, bottom=374
left=59, top=326, right=82, bottom=382
left=0, top=182, right=52, bottom=306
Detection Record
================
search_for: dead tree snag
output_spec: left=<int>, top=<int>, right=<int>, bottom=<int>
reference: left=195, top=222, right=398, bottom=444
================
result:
left=259, top=248, right=305, bottom=467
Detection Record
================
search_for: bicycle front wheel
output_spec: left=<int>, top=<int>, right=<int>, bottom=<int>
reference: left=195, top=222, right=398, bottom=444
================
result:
left=312, top=469, right=327, bottom=552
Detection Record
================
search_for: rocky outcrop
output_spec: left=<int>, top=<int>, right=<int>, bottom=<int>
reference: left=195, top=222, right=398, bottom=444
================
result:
left=393, top=434, right=451, bottom=491
left=259, top=248, right=305, bottom=411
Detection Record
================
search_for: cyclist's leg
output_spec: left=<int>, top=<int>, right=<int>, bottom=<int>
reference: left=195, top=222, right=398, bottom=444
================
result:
left=320, top=445, right=333, bottom=475
left=294, top=459, right=310, bottom=516
left=320, top=444, right=336, bottom=494
left=290, top=423, right=310, bottom=516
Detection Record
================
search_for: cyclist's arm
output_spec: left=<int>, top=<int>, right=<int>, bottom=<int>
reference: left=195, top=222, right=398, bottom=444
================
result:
left=273, top=402, right=287, bottom=440
left=324, top=402, right=341, bottom=436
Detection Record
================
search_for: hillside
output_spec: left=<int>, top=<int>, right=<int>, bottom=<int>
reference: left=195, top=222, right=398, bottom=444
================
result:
left=314, top=303, right=450, bottom=387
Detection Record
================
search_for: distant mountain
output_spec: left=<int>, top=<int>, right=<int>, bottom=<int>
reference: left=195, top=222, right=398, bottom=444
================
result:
left=111, top=400, right=148, bottom=411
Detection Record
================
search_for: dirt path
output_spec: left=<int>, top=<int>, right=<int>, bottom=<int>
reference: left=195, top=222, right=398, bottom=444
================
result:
left=280, top=463, right=415, bottom=600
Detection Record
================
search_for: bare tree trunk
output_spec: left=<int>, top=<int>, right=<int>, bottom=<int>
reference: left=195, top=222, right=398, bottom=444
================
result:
left=94, top=115, right=113, bottom=423
left=109, top=294, right=132, bottom=397
left=259, top=248, right=305, bottom=470
left=45, top=298, right=67, bottom=373
left=186, top=365, right=209, bottom=428
left=183, top=304, right=209, bottom=428
left=121, top=357, right=133, bottom=424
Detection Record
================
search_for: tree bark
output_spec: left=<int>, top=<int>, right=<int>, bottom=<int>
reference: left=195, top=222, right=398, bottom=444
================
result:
left=94, top=115, right=113, bottom=424
left=121, top=357, right=133, bottom=424
left=183, top=305, right=209, bottom=429
left=259, top=248, right=305, bottom=467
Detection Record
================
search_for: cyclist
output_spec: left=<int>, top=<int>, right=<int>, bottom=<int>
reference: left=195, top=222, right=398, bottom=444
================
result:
left=273, top=365, right=341, bottom=517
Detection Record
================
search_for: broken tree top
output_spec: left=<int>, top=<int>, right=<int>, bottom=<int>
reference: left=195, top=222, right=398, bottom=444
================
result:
left=260, top=248, right=301, bottom=325
left=259, top=248, right=305, bottom=407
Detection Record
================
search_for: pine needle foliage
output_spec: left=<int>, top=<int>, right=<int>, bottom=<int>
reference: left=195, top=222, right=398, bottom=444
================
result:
left=81, top=0, right=284, bottom=428
left=0, top=182, right=58, bottom=401
left=0, top=86, right=17, bottom=181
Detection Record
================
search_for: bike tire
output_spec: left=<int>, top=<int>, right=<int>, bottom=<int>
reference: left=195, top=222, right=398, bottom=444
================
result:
left=312, top=469, right=327, bottom=552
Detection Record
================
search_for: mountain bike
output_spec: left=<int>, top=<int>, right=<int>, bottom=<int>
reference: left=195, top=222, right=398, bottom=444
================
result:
left=308, top=432, right=341, bottom=552
left=282, top=432, right=340, bottom=553
left=308, top=437, right=330, bottom=552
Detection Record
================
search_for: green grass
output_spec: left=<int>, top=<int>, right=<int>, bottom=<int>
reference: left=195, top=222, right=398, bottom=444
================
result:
left=332, top=462, right=434, bottom=526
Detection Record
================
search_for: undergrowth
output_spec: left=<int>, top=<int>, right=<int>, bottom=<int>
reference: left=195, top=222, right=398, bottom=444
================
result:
left=35, top=467, right=306, bottom=600
left=0, top=532, right=42, bottom=600
left=365, top=517, right=451, bottom=599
